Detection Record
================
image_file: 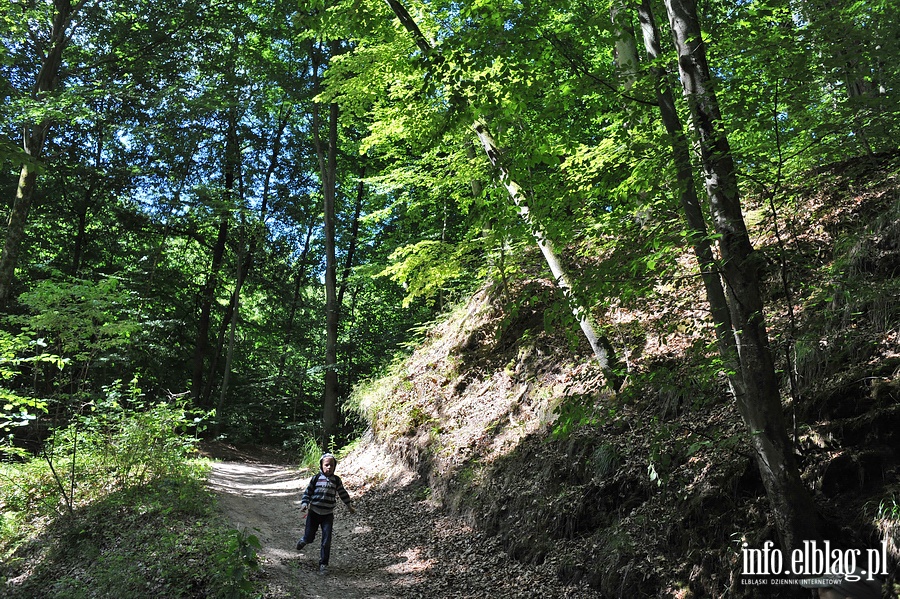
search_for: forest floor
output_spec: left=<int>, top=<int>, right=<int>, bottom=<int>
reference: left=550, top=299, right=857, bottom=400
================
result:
left=204, top=440, right=603, bottom=599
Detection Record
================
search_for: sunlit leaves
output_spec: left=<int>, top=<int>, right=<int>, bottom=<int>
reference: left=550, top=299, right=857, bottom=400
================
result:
left=15, top=277, right=140, bottom=361
left=379, top=240, right=471, bottom=307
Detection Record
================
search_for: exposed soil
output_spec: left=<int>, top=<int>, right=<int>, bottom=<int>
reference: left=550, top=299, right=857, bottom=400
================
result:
left=205, top=155, right=900, bottom=597
left=205, top=441, right=603, bottom=598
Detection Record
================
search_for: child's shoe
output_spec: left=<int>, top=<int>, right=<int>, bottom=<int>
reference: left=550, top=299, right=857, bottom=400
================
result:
left=296, top=540, right=306, bottom=551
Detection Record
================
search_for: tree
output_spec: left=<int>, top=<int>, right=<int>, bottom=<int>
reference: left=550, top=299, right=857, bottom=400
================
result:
left=635, top=0, right=734, bottom=365
left=311, top=41, right=342, bottom=447
left=0, top=0, right=89, bottom=306
left=382, top=0, right=622, bottom=385
left=191, top=109, right=237, bottom=407
left=662, top=0, right=824, bottom=557
left=798, top=0, right=900, bottom=154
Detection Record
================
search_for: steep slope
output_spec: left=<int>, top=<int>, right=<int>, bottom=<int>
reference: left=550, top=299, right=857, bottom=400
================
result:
left=351, top=153, right=900, bottom=598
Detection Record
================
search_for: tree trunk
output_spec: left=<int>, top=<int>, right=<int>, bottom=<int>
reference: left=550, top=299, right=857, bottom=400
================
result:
left=384, top=0, right=622, bottom=385
left=203, top=226, right=248, bottom=407
left=636, top=0, right=735, bottom=362
left=70, top=129, right=104, bottom=276
left=338, top=171, right=364, bottom=308
left=192, top=112, right=237, bottom=407
left=0, top=1, right=84, bottom=305
left=663, top=0, right=822, bottom=554
left=203, top=111, right=287, bottom=406
left=472, top=121, right=621, bottom=384
left=71, top=195, right=89, bottom=276
left=0, top=162, right=41, bottom=305
left=611, top=1, right=640, bottom=92
left=276, top=220, right=315, bottom=388
left=213, top=252, right=243, bottom=436
left=312, top=42, right=341, bottom=448
left=193, top=214, right=229, bottom=407
left=801, top=0, right=883, bottom=154
left=322, top=100, right=340, bottom=449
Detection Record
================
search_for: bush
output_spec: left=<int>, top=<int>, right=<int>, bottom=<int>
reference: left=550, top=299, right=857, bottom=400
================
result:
left=30, top=382, right=208, bottom=518
left=1, top=466, right=258, bottom=599
left=1, top=379, right=208, bottom=532
left=0, top=385, right=254, bottom=599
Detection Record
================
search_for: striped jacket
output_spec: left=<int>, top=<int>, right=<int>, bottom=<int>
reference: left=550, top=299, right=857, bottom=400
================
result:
left=301, top=472, right=352, bottom=515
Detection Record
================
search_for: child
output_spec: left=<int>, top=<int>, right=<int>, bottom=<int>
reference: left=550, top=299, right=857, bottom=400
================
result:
left=296, top=452, right=355, bottom=574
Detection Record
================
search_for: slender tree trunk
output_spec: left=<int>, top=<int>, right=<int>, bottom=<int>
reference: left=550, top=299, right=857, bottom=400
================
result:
left=338, top=171, right=364, bottom=308
left=204, top=111, right=288, bottom=406
left=192, top=113, right=237, bottom=407
left=214, top=253, right=243, bottom=436
left=71, top=198, right=89, bottom=276
left=193, top=215, right=228, bottom=407
left=663, top=0, right=822, bottom=554
left=384, top=0, right=621, bottom=385
left=0, top=1, right=86, bottom=305
left=203, top=225, right=247, bottom=407
left=472, top=122, right=621, bottom=384
left=260, top=106, right=291, bottom=219
left=802, top=0, right=881, bottom=154
left=636, top=0, right=734, bottom=362
left=70, top=128, right=104, bottom=275
left=322, top=100, right=340, bottom=449
left=312, top=42, right=341, bottom=448
left=147, top=140, right=200, bottom=291
left=276, top=220, right=315, bottom=388
left=611, top=1, right=640, bottom=92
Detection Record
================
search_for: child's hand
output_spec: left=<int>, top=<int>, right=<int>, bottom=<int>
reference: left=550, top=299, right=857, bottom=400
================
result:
left=300, top=503, right=308, bottom=512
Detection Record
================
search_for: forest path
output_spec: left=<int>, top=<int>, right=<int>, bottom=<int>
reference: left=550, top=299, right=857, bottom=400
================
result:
left=205, top=441, right=602, bottom=598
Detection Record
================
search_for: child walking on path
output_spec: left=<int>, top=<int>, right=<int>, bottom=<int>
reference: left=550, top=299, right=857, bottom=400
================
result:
left=296, top=453, right=355, bottom=574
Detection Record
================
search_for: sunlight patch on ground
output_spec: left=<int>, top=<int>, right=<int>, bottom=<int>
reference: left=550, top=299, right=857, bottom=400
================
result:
left=384, top=547, right=434, bottom=575
left=207, top=462, right=302, bottom=498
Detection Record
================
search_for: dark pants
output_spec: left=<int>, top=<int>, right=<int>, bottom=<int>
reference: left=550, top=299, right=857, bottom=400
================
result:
left=301, top=510, right=335, bottom=566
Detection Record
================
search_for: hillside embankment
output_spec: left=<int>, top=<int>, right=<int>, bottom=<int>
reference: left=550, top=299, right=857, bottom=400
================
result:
left=351, top=153, right=900, bottom=597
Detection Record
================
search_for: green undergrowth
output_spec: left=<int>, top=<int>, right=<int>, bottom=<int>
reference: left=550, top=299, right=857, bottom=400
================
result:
left=1, top=388, right=259, bottom=598
left=1, top=460, right=258, bottom=599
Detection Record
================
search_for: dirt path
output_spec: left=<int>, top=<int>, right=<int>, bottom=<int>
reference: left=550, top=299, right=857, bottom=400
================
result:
left=206, top=442, right=602, bottom=599
left=207, top=460, right=393, bottom=598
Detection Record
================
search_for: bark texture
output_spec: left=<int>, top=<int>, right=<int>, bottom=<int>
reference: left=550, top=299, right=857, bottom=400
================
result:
left=636, top=0, right=734, bottom=363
